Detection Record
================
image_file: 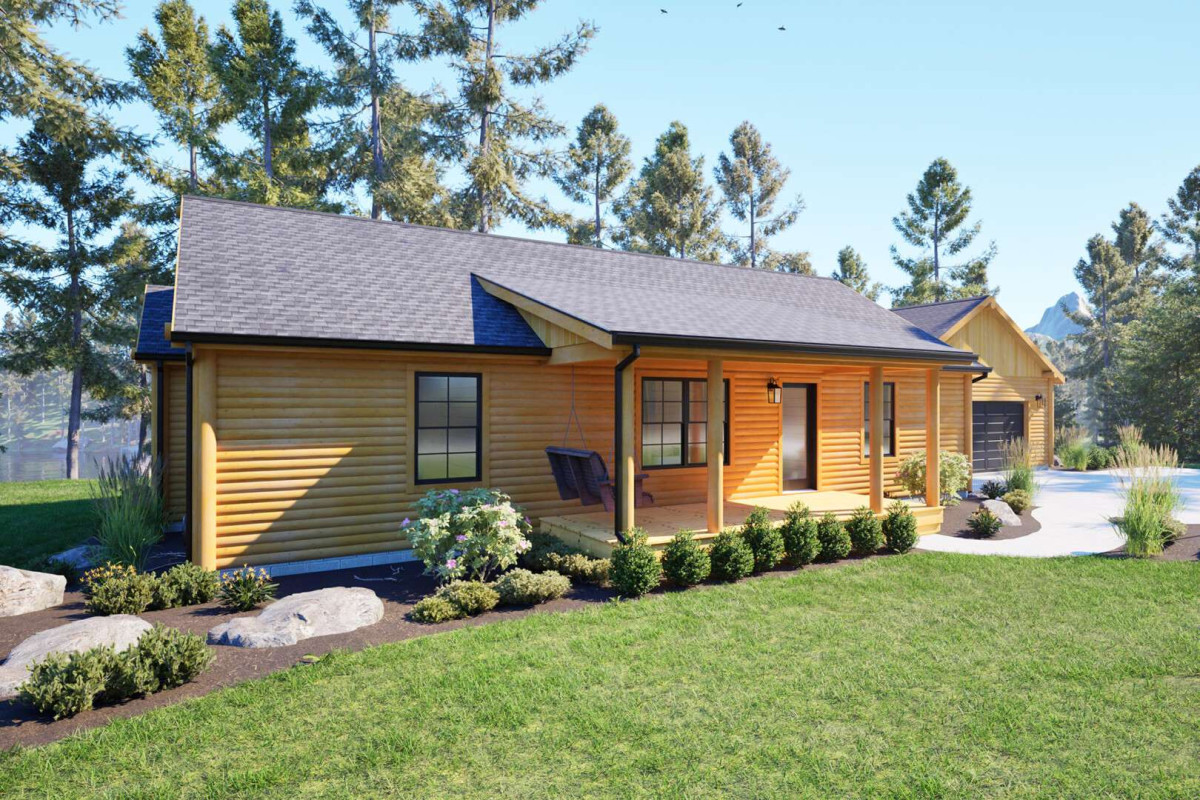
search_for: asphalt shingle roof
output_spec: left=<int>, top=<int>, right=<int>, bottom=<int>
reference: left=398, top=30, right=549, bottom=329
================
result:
left=891, top=296, right=990, bottom=339
left=166, top=196, right=974, bottom=362
left=134, top=285, right=182, bottom=359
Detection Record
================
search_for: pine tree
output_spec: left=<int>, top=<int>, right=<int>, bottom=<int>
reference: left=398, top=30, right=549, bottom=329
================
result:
left=761, top=250, right=814, bottom=275
left=1111, top=201, right=1162, bottom=314
left=417, top=0, right=596, bottom=232
left=1160, top=165, right=1200, bottom=275
left=555, top=104, right=631, bottom=247
left=891, top=158, right=996, bottom=305
left=832, top=246, right=881, bottom=301
left=0, top=117, right=137, bottom=478
left=127, top=1, right=227, bottom=193
left=615, top=122, right=726, bottom=261
left=296, top=0, right=450, bottom=222
left=714, top=121, right=803, bottom=269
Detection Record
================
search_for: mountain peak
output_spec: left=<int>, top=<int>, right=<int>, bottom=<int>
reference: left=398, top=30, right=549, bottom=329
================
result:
left=1025, top=292, right=1089, bottom=340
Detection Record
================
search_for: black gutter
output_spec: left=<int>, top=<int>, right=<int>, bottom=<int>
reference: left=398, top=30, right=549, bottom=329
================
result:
left=613, top=344, right=641, bottom=542
left=169, top=331, right=551, bottom=358
left=155, top=360, right=164, bottom=461
left=134, top=350, right=186, bottom=362
left=184, top=346, right=194, bottom=563
left=609, top=332, right=979, bottom=364
left=972, top=372, right=990, bottom=384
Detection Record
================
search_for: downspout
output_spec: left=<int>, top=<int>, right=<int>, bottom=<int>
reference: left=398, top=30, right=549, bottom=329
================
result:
left=972, top=372, right=989, bottom=384
left=184, top=346, right=194, bottom=563
left=613, top=344, right=641, bottom=542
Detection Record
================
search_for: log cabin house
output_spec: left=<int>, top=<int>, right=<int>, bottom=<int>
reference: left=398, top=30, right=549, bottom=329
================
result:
left=134, top=196, right=1056, bottom=575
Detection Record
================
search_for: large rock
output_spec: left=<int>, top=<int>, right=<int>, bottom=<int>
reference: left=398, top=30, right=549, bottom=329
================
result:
left=981, top=499, right=1022, bottom=527
left=0, top=615, right=151, bottom=698
left=208, top=587, right=384, bottom=648
left=0, top=566, right=67, bottom=617
left=50, top=542, right=98, bottom=572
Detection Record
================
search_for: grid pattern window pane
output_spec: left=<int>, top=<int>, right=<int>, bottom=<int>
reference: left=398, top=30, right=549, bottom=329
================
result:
left=863, top=382, right=896, bottom=457
left=642, top=378, right=729, bottom=469
left=417, top=373, right=480, bottom=483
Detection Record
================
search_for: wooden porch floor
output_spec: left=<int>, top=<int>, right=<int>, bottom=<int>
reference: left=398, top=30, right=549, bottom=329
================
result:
left=541, top=492, right=943, bottom=557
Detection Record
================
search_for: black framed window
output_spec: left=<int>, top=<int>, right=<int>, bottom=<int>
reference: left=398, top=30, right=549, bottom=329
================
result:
left=415, top=373, right=481, bottom=483
left=863, top=381, right=896, bottom=457
left=641, top=378, right=730, bottom=469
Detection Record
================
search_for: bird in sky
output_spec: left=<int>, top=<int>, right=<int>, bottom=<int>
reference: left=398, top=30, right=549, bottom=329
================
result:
left=778, top=25, right=786, bottom=31
left=660, top=7, right=667, bottom=12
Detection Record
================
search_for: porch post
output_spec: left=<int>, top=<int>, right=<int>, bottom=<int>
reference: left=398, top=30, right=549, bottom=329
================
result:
left=868, top=366, right=884, bottom=513
left=192, top=349, right=217, bottom=569
left=706, top=359, right=724, bottom=532
left=1044, top=376, right=1054, bottom=466
left=925, top=368, right=941, bottom=508
left=617, top=364, right=636, bottom=533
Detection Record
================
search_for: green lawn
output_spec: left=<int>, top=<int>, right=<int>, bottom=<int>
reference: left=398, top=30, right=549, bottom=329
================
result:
left=2, top=554, right=1198, bottom=798
left=0, top=479, right=97, bottom=568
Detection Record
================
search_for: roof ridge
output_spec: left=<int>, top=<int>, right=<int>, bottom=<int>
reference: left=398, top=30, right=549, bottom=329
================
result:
left=892, top=295, right=989, bottom=311
left=181, top=195, right=840, bottom=285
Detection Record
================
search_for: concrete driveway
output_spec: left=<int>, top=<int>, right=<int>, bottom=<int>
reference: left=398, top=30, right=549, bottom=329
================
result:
left=918, top=468, right=1200, bottom=557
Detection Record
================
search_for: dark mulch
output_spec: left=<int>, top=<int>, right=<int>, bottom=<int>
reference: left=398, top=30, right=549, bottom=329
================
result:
left=1102, top=524, right=1200, bottom=562
left=0, top=552, right=871, bottom=750
left=937, top=496, right=1041, bottom=541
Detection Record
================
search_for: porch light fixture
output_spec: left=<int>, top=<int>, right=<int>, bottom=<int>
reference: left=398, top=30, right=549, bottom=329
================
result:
left=767, top=377, right=782, bottom=405
left=1034, top=393, right=1045, bottom=409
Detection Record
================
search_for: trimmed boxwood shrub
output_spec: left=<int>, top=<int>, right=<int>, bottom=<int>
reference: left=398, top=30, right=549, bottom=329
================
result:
left=845, top=507, right=883, bottom=557
left=438, top=580, right=500, bottom=616
left=780, top=503, right=820, bottom=566
left=708, top=530, right=754, bottom=582
left=740, top=506, right=784, bottom=571
left=816, top=513, right=851, bottom=562
left=967, top=508, right=1003, bottom=538
left=882, top=501, right=919, bottom=553
left=1002, top=489, right=1033, bottom=515
left=660, top=531, right=711, bottom=587
left=609, top=530, right=662, bottom=597
left=409, top=595, right=464, bottom=623
left=494, top=569, right=570, bottom=606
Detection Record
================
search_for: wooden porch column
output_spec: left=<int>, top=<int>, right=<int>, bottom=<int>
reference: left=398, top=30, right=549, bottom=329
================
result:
left=617, top=365, right=636, bottom=533
left=925, top=368, right=941, bottom=508
left=707, top=359, right=724, bottom=532
left=868, top=366, right=884, bottom=512
left=1044, top=376, right=1055, bottom=466
left=192, top=350, right=217, bottom=570
left=963, top=374, right=973, bottom=484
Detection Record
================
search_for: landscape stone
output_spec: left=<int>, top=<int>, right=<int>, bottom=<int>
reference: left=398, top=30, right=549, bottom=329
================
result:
left=49, top=541, right=98, bottom=571
left=981, top=499, right=1022, bottom=527
left=0, top=566, right=67, bottom=617
left=0, top=615, right=151, bottom=698
left=208, top=587, right=384, bottom=648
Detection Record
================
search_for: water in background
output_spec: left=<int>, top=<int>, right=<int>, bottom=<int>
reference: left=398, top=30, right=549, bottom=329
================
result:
left=0, top=445, right=137, bottom=482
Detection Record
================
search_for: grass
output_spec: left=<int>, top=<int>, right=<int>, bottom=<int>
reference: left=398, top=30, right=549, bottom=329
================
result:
left=2, top=553, right=1199, bottom=798
left=0, top=480, right=96, bottom=568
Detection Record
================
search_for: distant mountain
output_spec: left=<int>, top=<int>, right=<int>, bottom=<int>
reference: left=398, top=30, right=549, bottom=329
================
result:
left=1026, top=292, right=1089, bottom=340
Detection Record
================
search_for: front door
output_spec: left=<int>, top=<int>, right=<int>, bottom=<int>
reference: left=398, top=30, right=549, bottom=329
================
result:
left=782, top=383, right=817, bottom=491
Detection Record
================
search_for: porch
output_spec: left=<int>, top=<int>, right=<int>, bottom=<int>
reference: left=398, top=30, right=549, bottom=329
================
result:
left=541, top=491, right=945, bottom=558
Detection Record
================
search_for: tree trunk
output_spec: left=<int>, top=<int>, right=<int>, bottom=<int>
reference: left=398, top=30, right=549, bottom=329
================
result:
left=262, top=92, right=273, bottom=179
left=65, top=209, right=83, bottom=480
left=188, top=143, right=198, bottom=193
left=749, top=193, right=756, bottom=269
left=932, top=205, right=941, bottom=300
left=369, top=5, right=384, bottom=220
left=593, top=163, right=602, bottom=247
left=477, top=0, right=497, bottom=233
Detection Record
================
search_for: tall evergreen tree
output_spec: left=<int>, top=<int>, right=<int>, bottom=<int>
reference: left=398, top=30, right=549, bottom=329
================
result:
left=127, top=0, right=227, bottom=193
left=555, top=104, right=631, bottom=247
left=417, top=0, right=596, bottom=232
left=832, top=246, right=881, bottom=301
left=615, top=121, right=726, bottom=261
left=714, top=121, right=803, bottom=269
left=1160, top=165, right=1200, bottom=275
left=1112, top=201, right=1162, bottom=314
left=296, top=0, right=450, bottom=222
left=891, top=158, right=995, bottom=305
left=0, top=118, right=136, bottom=478
left=761, top=250, right=813, bottom=275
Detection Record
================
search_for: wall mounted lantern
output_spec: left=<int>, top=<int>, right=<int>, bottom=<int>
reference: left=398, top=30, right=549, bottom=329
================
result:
left=767, top=377, right=782, bottom=405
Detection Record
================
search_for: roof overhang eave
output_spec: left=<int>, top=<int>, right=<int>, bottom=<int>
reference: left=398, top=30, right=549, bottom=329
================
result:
left=609, top=331, right=979, bottom=365
left=168, top=330, right=553, bottom=357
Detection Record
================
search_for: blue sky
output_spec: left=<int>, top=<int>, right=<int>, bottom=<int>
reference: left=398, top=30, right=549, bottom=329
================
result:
left=12, top=0, right=1200, bottom=328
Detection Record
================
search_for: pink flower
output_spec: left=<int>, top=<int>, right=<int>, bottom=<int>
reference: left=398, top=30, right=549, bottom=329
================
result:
left=446, top=558, right=458, bottom=569
left=455, top=534, right=467, bottom=542
left=449, top=489, right=459, bottom=495
left=401, top=518, right=410, bottom=527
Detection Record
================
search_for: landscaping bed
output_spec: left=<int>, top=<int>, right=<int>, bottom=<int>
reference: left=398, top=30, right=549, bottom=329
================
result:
left=937, top=496, right=1042, bottom=541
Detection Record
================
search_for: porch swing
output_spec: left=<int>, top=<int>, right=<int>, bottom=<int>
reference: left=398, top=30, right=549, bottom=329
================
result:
left=544, top=367, right=654, bottom=512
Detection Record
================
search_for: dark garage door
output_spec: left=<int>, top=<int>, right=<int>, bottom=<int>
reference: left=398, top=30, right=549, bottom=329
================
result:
left=973, top=401, right=1024, bottom=471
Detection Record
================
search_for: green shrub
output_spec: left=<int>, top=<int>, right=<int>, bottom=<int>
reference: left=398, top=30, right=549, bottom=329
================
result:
left=405, top=488, right=532, bottom=582
left=896, top=450, right=970, bottom=505
left=519, top=532, right=576, bottom=571
left=494, top=569, right=570, bottom=605
left=1114, top=440, right=1183, bottom=557
left=816, top=513, right=851, bottom=562
left=520, top=533, right=610, bottom=585
left=218, top=566, right=278, bottom=612
left=157, top=562, right=220, bottom=608
left=739, top=507, right=784, bottom=571
left=845, top=507, right=883, bottom=557
left=92, top=455, right=165, bottom=572
left=980, top=479, right=1007, bottom=500
left=1056, top=425, right=1092, bottom=470
left=1087, top=446, right=1112, bottom=470
left=437, top=580, right=500, bottom=615
left=1002, top=489, right=1032, bottom=515
left=409, top=595, right=465, bottom=623
left=882, top=501, right=919, bottom=553
left=708, top=530, right=754, bottom=582
left=660, top=531, right=711, bottom=587
left=19, top=647, right=116, bottom=720
left=609, top=530, right=661, bottom=597
left=967, top=508, right=1003, bottom=538
left=780, top=502, right=820, bottom=566
left=109, top=625, right=212, bottom=697
left=1002, top=439, right=1037, bottom=498
left=82, top=563, right=156, bottom=616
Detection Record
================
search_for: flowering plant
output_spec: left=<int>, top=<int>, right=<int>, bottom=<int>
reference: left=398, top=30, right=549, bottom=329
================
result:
left=404, top=488, right=532, bottom=582
left=218, top=566, right=278, bottom=611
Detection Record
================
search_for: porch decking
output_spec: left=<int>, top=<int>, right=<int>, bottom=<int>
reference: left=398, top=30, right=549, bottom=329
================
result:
left=541, top=491, right=944, bottom=557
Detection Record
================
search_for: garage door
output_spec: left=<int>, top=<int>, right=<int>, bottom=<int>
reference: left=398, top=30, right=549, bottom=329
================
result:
left=973, top=401, right=1024, bottom=471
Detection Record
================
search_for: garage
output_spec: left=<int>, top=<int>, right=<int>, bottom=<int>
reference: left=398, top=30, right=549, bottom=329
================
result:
left=973, top=401, right=1024, bottom=471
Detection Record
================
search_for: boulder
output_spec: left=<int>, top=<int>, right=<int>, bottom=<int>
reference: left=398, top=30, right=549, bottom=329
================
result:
left=208, top=587, right=384, bottom=648
left=981, top=499, right=1022, bottom=527
left=0, top=615, right=151, bottom=698
left=0, top=566, right=67, bottom=617
left=49, top=541, right=99, bottom=572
